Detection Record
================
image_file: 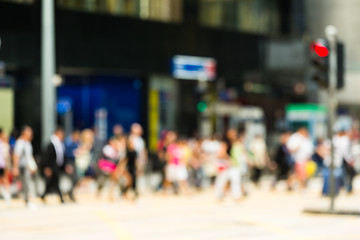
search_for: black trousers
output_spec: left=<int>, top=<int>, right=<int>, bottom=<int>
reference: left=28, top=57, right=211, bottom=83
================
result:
left=251, top=167, right=263, bottom=184
left=42, top=171, right=63, bottom=202
left=122, top=167, right=137, bottom=196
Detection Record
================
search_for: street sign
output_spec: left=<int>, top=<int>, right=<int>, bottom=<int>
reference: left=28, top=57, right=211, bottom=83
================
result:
left=171, top=55, right=216, bottom=81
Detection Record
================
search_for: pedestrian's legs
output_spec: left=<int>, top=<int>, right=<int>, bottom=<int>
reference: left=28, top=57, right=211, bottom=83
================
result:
left=70, top=165, right=78, bottom=194
left=215, top=170, right=229, bottom=200
left=0, top=173, right=11, bottom=204
left=53, top=173, right=64, bottom=203
left=229, top=167, right=241, bottom=200
left=97, top=172, right=108, bottom=196
left=19, top=167, right=30, bottom=204
left=131, top=170, right=137, bottom=195
left=251, top=168, right=262, bottom=185
left=322, top=167, right=329, bottom=195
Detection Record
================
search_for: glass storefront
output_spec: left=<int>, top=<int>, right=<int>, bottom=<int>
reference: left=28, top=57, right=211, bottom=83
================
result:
left=57, top=0, right=183, bottom=23
left=199, top=0, right=280, bottom=35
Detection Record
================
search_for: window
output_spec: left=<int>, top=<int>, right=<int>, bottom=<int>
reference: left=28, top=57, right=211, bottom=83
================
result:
left=199, top=0, right=279, bottom=35
left=0, top=0, right=34, bottom=3
left=57, top=0, right=183, bottom=23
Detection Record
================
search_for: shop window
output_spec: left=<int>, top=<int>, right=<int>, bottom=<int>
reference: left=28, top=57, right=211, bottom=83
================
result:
left=199, top=0, right=279, bottom=35
left=57, top=0, right=183, bottom=23
left=0, top=0, right=34, bottom=3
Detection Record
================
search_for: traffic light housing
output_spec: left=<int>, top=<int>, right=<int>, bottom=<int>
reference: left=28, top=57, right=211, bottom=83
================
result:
left=336, top=42, right=345, bottom=89
left=310, top=39, right=329, bottom=88
left=310, top=39, right=345, bottom=89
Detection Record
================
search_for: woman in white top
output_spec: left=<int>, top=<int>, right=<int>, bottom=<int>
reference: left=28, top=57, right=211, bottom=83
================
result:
left=287, top=127, right=314, bottom=188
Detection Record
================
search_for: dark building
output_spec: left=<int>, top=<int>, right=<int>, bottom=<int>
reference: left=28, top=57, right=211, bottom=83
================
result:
left=0, top=0, right=307, bottom=153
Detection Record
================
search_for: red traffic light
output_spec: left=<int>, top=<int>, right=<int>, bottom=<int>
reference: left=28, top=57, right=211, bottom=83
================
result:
left=310, top=41, right=329, bottom=57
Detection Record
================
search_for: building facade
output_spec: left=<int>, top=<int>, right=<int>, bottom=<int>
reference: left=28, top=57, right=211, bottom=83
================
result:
left=0, top=0, right=306, bottom=153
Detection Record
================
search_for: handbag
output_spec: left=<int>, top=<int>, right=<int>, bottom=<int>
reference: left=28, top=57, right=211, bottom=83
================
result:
left=97, top=158, right=117, bottom=175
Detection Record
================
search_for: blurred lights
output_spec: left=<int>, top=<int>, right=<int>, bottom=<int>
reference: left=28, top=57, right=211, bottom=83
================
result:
left=197, top=101, right=207, bottom=113
left=53, top=74, right=63, bottom=87
left=310, top=41, right=329, bottom=57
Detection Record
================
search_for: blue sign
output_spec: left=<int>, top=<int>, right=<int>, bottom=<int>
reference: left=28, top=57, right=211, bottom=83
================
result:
left=172, top=55, right=216, bottom=81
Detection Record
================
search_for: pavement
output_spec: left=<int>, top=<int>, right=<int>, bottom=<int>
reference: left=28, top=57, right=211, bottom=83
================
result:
left=1, top=177, right=360, bottom=240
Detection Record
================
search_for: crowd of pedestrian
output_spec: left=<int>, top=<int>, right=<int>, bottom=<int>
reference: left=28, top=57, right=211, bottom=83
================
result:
left=0, top=122, right=358, bottom=208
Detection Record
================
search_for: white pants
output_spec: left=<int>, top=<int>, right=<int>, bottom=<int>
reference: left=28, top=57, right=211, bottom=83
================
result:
left=215, top=167, right=242, bottom=200
left=166, top=164, right=188, bottom=182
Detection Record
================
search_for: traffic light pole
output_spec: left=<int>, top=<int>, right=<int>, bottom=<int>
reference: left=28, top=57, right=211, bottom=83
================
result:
left=325, top=25, right=338, bottom=213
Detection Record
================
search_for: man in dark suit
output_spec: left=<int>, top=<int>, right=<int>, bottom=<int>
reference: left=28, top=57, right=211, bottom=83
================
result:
left=41, top=127, right=66, bottom=203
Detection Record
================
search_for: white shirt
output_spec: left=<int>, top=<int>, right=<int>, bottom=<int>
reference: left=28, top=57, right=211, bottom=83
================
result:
left=14, top=139, right=33, bottom=167
left=51, top=135, right=64, bottom=167
left=131, top=135, right=146, bottom=163
left=201, top=139, right=220, bottom=155
left=287, top=132, right=314, bottom=164
left=324, top=135, right=351, bottom=168
left=102, top=145, right=121, bottom=161
left=249, top=137, right=267, bottom=168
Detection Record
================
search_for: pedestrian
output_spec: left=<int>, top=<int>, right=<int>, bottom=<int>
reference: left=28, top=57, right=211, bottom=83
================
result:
left=312, top=138, right=328, bottom=175
left=75, top=129, right=95, bottom=188
left=287, top=127, right=314, bottom=189
left=129, top=123, right=147, bottom=177
left=201, top=135, right=220, bottom=185
left=322, top=128, right=352, bottom=196
left=214, top=136, right=231, bottom=201
left=120, top=136, right=138, bottom=200
left=230, top=127, right=248, bottom=198
left=215, top=128, right=243, bottom=201
left=0, top=128, right=11, bottom=204
left=189, top=138, right=204, bottom=190
left=272, top=131, right=293, bottom=190
left=113, top=124, right=124, bottom=138
left=155, top=130, right=169, bottom=191
left=165, top=132, right=188, bottom=194
left=248, top=134, right=269, bottom=186
left=41, top=127, right=67, bottom=204
left=64, top=129, right=81, bottom=201
left=96, top=137, right=124, bottom=200
left=12, top=125, right=35, bottom=207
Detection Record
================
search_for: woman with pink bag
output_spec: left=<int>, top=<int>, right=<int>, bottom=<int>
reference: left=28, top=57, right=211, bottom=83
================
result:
left=96, top=137, right=125, bottom=200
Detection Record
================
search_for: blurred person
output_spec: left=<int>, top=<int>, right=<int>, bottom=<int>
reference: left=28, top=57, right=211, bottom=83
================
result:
left=272, top=131, right=293, bottom=190
left=120, top=136, right=138, bottom=200
left=75, top=129, right=95, bottom=186
left=41, top=127, right=67, bottom=204
left=248, top=134, right=269, bottom=186
left=96, top=137, right=124, bottom=200
left=189, top=138, right=204, bottom=190
left=201, top=135, right=221, bottom=184
left=312, top=138, right=328, bottom=175
left=165, top=132, right=188, bottom=194
left=214, top=137, right=232, bottom=201
left=322, top=129, right=351, bottom=196
left=0, top=128, right=11, bottom=204
left=230, top=127, right=248, bottom=198
left=215, top=128, right=242, bottom=201
left=287, top=127, right=314, bottom=189
left=113, top=124, right=124, bottom=138
left=156, top=130, right=170, bottom=191
left=129, top=123, right=147, bottom=177
left=12, top=126, right=34, bottom=206
left=177, top=137, right=192, bottom=193
left=64, top=129, right=81, bottom=201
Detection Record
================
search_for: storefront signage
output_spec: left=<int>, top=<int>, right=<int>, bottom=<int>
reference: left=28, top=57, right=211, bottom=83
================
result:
left=172, top=55, right=216, bottom=81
